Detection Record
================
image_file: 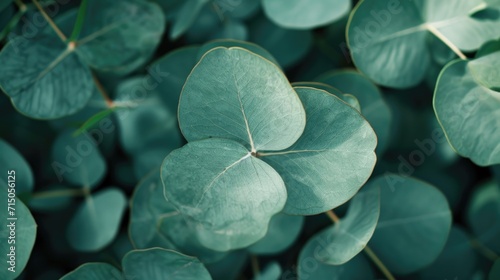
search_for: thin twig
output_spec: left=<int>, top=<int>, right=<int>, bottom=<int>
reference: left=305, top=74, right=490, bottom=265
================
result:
left=364, top=246, right=397, bottom=280
left=92, top=72, right=114, bottom=108
left=32, top=0, right=67, bottom=42
left=326, top=210, right=341, bottom=223
left=14, top=0, right=27, bottom=12
left=250, top=254, right=260, bottom=276
left=426, top=24, right=467, bottom=60
left=471, top=239, right=499, bottom=262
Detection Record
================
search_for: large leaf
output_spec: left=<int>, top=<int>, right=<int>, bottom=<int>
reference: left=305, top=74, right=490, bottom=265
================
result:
left=0, top=139, right=33, bottom=194
left=161, top=138, right=287, bottom=251
left=74, top=0, right=166, bottom=74
left=0, top=179, right=37, bottom=280
left=466, top=180, right=500, bottom=254
left=60, top=263, right=123, bottom=280
left=51, top=129, right=106, bottom=188
left=0, top=36, right=93, bottom=119
left=316, top=70, right=392, bottom=154
left=261, top=87, right=377, bottom=215
left=367, top=174, right=452, bottom=275
left=178, top=47, right=306, bottom=152
left=347, top=0, right=500, bottom=88
left=418, top=226, right=478, bottom=280
left=66, top=188, right=127, bottom=251
left=122, top=248, right=212, bottom=280
left=248, top=213, right=304, bottom=255
left=434, top=52, right=500, bottom=166
left=262, top=0, right=350, bottom=29
left=304, top=184, right=380, bottom=265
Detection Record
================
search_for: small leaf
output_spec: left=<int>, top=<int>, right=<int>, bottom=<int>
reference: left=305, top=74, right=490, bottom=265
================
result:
left=0, top=139, right=34, bottom=194
left=122, top=248, right=212, bottom=280
left=305, top=184, right=380, bottom=265
left=161, top=138, right=287, bottom=251
left=248, top=213, right=304, bottom=255
left=179, top=47, right=306, bottom=152
left=262, top=0, right=351, bottom=29
left=367, top=174, right=452, bottom=275
left=60, top=263, right=123, bottom=280
left=291, top=81, right=361, bottom=110
left=261, top=87, right=377, bottom=215
left=66, top=188, right=127, bottom=251
left=253, top=262, right=282, bottom=280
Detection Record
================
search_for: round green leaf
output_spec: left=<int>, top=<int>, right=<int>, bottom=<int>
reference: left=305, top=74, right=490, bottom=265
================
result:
left=418, top=226, right=478, bottom=280
left=466, top=180, right=500, bottom=254
left=316, top=70, right=392, bottom=154
left=0, top=36, right=93, bottom=119
left=368, top=174, right=452, bottom=275
left=60, top=263, right=122, bottom=280
left=51, top=129, right=107, bottom=188
left=170, top=0, right=208, bottom=39
left=211, top=19, right=248, bottom=41
left=161, top=138, right=287, bottom=251
left=0, top=139, right=33, bottom=194
left=225, top=0, right=260, bottom=19
left=298, top=247, right=374, bottom=280
left=347, top=0, right=500, bottom=88
left=122, top=248, right=211, bottom=280
left=249, top=17, right=312, bottom=68
left=261, top=87, right=377, bottom=215
left=262, top=0, right=350, bottom=29
left=291, top=82, right=361, bottom=110
left=67, top=188, right=127, bottom=252
left=0, top=179, right=37, bottom=280
left=254, top=262, right=282, bottom=280
left=434, top=52, right=500, bottom=166
left=306, top=184, right=380, bottom=265
left=248, top=213, right=304, bottom=255
left=74, top=0, right=165, bottom=74
left=179, top=47, right=306, bottom=152
left=197, top=39, right=279, bottom=66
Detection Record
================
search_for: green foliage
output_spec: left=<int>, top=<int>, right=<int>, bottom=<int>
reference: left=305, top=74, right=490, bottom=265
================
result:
left=1, top=0, right=499, bottom=278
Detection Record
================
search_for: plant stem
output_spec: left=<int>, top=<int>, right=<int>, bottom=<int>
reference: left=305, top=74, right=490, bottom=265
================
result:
left=31, top=188, right=86, bottom=199
left=325, top=210, right=396, bottom=280
left=426, top=24, right=467, bottom=60
left=14, top=0, right=27, bottom=11
left=471, top=239, right=499, bottom=262
left=250, top=254, right=260, bottom=276
left=32, top=0, right=67, bottom=42
left=363, top=246, right=396, bottom=280
left=92, top=72, right=114, bottom=108
left=0, top=6, right=27, bottom=40
left=68, top=0, right=87, bottom=42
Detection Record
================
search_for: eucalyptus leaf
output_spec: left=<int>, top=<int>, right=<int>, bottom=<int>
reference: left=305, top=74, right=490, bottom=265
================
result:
left=0, top=179, right=37, bottom=280
left=254, top=262, right=281, bottom=280
left=347, top=0, right=500, bottom=87
left=161, top=138, right=287, bottom=251
left=0, top=139, right=33, bottom=194
left=122, top=248, right=212, bottom=280
left=211, top=19, right=248, bottom=41
left=179, top=47, right=306, bottom=152
left=66, top=188, right=127, bottom=251
left=305, top=184, right=380, bottom=265
left=434, top=52, right=500, bottom=166
left=51, top=129, right=106, bottom=188
left=466, top=180, right=500, bottom=254
left=261, top=87, right=377, bottom=215
left=60, top=263, right=123, bottom=280
left=316, top=70, right=392, bottom=154
left=197, top=39, right=279, bottom=66
left=170, top=0, right=208, bottom=39
left=225, top=0, right=260, bottom=19
left=262, top=0, right=351, bottom=29
left=367, top=174, right=452, bottom=275
left=248, top=213, right=304, bottom=255
left=291, top=82, right=361, bottom=110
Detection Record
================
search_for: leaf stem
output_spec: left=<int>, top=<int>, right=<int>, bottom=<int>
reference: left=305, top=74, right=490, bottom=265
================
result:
left=0, top=5, right=27, bottom=41
left=471, top=239, right=499, bottom=262
left=68, top=0, right=87, bottom=42
left=250, top=254, right=260, bottom=276
left=32, top=0, right=67, bottom=42
left=363, top=246, right=396, bottom=280
left=92, top=72, right=114, bottom=108
left=14, top=0, right=27, bottom=11
left=326, top=210, right=396, bottom=280
left=426, top=24, right=467, bottom=60
left=31, top=188, right=86, bottom=199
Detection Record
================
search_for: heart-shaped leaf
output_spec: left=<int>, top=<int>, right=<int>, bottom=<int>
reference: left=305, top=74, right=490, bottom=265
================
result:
left=66, top=187, right=127, bottom=251
left=434, top=51, right=500, bottom=166
left=260, top=87, right=377, bottom=215
left=367, top=174, right=452, bottom=275
left=122, top=248, right=212, bottom=280
left=347, top=0, right=500, bottom=88
left=262, top=0, right=351, bottom=29
left=162, top=138, right=287, bottom=251
left=304, top=183, right=380, bottom=265
left=178, top=46, right=306, bottom=152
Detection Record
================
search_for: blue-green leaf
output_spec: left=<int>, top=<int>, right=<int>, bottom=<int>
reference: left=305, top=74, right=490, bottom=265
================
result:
left=60, top=263, right=122, bottom=280
left=0, top=139, right=33, bottom=194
